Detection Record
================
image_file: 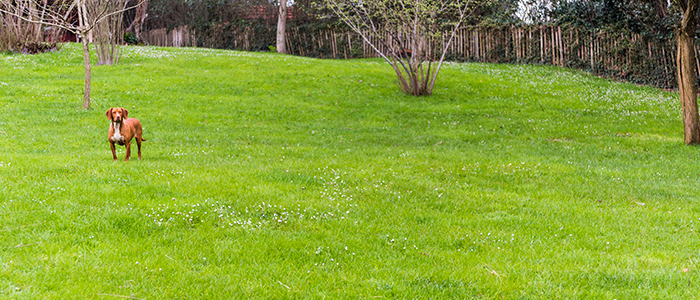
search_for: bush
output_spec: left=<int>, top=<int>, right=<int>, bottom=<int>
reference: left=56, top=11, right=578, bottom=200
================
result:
left=20, top=42, right=60, bottom=54
left=0, top=28, right=17, bottom=53
left=124, top=32, right=139, bottom=45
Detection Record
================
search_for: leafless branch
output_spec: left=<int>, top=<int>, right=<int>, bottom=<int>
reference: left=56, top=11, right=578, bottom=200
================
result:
left=0, top=0, right=146, bottom=34
left=325, top=0, right=483, bottom=95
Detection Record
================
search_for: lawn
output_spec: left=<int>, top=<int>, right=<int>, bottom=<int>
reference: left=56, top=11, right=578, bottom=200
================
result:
left=1, top=43, right=699, bottom=299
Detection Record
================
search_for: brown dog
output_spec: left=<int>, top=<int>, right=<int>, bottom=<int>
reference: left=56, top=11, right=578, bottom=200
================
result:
left=106, top=107, right=146, bottom=161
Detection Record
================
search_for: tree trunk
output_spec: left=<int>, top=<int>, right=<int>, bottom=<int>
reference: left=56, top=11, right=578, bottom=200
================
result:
left=276, top=0, right=287, bottom=54
left=126, top=0, right=149, bottom=39
left=677, top=0, right=700, bottom=145
left=78, top=0, right=91, bottom=110
left=92, top=0, right=127, bottom=65
left=82, top=34, right=92, bottom=110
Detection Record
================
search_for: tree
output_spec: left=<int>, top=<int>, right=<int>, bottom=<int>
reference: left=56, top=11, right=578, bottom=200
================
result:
left=324, top=0, right=484, bottom=96
left=672, top=0, right=700, bottom=145
left=126, top=0, right=149, bottom=40
left=0, top=0, right=60, bottom=52
left=0, top=0, right=144, bottom=109
left=276, top=0, right=288, bottom=54
left=90, top=0, right=129, bottom=65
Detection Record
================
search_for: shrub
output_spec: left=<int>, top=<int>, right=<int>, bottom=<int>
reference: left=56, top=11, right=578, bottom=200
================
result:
left=124, top=32, right=139, bottom=45
left=20, top=42, right=60, bottom=54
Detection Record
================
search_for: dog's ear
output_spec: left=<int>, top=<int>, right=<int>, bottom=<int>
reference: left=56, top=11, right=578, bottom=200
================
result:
left=105, top=108, right=113, bottom=121
left=121, top=108, right=129, bottom=119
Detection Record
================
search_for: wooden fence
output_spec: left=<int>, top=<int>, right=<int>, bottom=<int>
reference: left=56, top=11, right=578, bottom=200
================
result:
left=444, top=26, right=679, bottom=88
left=142, top=26, right=195, bottom=48
left=143, top=25, right=687, bottom=89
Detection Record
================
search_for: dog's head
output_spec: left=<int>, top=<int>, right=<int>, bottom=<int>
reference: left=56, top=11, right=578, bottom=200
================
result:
left=106, top=107, right=128, bottom=123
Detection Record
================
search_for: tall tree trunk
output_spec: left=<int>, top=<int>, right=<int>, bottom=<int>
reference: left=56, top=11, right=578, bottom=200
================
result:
left=654, top=0, right=668, bottom=19
left=92, top=0, right=127, bottom=65
left=126, top=0, right=148, bottom=39
left=276, top=0, right=287, bottom=54
left=81, top=35, right=91, bottom=109
left=79, top=0, right=91, bottom=110
left=677, top=0, right=700, bottom=145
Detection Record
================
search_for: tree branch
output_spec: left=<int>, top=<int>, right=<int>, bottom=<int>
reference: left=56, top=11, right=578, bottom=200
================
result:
left=0, top=0, right=146, bottom=35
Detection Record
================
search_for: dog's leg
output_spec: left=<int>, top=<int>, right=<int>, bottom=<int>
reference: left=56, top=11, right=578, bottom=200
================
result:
left=136, top=137, right=142, bottom=160
left=110, top=142, right=118, bottom=161
left=125, top=140, right=132, bottom=162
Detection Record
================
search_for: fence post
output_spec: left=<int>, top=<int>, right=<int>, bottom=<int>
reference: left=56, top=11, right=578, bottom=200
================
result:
left=590, top=29, right=594, bottom=72
left=475, top=29, right=480, bottom=61
left=558, top=26, right=564, bottom=67
left=539, top=26, right=544, bottom=63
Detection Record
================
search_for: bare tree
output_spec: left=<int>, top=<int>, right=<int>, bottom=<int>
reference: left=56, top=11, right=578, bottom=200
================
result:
left=276, top=0, right=288, bottom=54
left=90, top=0, right=128, bottom=65
left=673, top=0, right=700, bottom=145
left=0, top=4, right=23, bottom=51
left=0, top=0, right=144, bottom=109
left=126, top=0, right=148, bottom=40
left=0, top=0, right=55, bottom=51
left=324, top=0, right=483, bottom=96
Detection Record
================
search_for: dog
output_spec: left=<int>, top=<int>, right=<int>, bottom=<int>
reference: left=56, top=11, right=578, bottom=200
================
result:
left=106, top=107, right=146, bottom=161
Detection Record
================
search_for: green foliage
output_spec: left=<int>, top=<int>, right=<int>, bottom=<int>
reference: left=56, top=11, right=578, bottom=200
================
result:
left=1, top=43, right=699, bottom=298
left=144, top=0, right=351, bottom=56
left=548, top=0, right=678, bottom=37
left=16, top=42, right=61, bottom=54
left=0, top=30, right=60, bottom=54
left=483, top=0, right=682, bottom=89
left=124, top=32, right=139, bottom=45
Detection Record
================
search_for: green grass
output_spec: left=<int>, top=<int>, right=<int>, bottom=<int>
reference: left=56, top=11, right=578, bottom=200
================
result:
left=1, top=43, right=699, bottom=299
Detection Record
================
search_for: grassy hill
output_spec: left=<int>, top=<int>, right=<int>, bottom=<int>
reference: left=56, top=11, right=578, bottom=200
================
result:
left=1, top=43, right=699, bottom=299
